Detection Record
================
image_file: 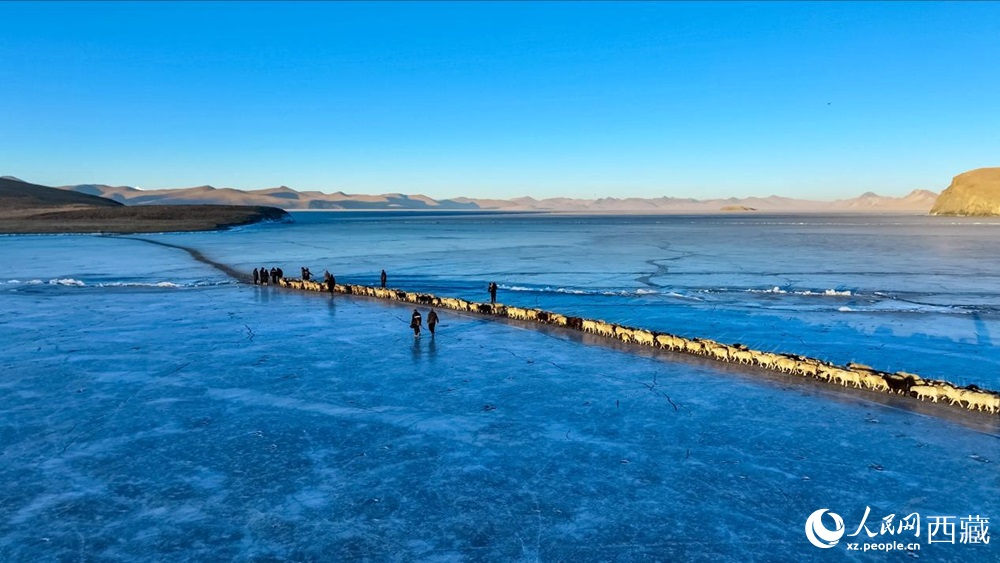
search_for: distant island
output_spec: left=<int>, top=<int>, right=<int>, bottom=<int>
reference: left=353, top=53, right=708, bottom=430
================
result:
left=0, top=177, right=290, bottom=234
left=21, top=176, right=941, bottom=214
left=930, top=167, right=1000, bottom=217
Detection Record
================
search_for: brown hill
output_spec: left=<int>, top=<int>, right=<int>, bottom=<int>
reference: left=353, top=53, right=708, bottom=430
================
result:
left=0, top=177, right=124, bottom=210
left=1, top=205, right=291, bottom=234
left=0, top=178, right=289, bottom=233
left=930, top=168, right=1000, bottom=216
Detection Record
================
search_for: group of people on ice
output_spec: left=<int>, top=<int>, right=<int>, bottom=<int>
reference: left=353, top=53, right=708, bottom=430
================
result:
left=254, top=265, right=500, bottom=337
left=409, top=308, right=439, bottom=338
left=252, top=266, right=283, bottom=285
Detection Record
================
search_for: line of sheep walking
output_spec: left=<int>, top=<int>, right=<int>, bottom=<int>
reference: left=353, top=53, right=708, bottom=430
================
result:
left=276, top=277, right=1000, bottom=416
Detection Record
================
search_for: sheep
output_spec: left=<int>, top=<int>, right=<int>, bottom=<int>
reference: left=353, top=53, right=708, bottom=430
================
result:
left=773, top=357, right=798, bottom=374
left=910, top=385, right=941, bottom=403
left=965, top=391, right=1000, bottom=414
left=795, top=359, right=821, bottom=378
left=655, top=334, right=678, bottom=350
left=508, top=307, right=532, bottom=321
left=884, top=373, right=916, bottom=395
left=594, top=322, right=616, bottom=338
left=632, top=329, right=655, bottom=346
left=684, top=339, right=705, bottom=355
left=832, top=369, right=862, bottom=389
left=815, top=364, right=833, bottom=381
left=707, top=344, right=731, bottom=362
left=896, top=371, right=924, bottom=386
left=733, top=349, right=755, bottom=365
left=614, top=325, right=634, bottom=343
left=752, top=352, right=779, bottom=370
left=861, top=373, right=891, bottom=393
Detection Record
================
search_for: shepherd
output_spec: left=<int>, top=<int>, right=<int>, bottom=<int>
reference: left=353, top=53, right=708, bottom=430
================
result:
left=427, top=309, right=439, bottom=336
left=410, top=308, right=422, bottom=338
left=252, top=268, right=259, bottom=285
left=488, top=281, right=498, bottom=304
left=324, top=270, right=336, bottom=293
left=381, top=269, right=387, bottom=289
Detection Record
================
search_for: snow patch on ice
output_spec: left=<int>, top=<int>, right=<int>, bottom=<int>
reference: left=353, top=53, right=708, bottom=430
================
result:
left=49, top=278, right=85, bottom=286
left=4, top=278, right=233, bottom=289
left=96, top=281, right=183, bottom=288
left=498, top=284, right=668, bottom=297
left=743, top=286, right=852, bottom=297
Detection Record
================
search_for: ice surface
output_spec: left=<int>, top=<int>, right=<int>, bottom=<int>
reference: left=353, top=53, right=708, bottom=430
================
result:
left=154, top=213, right=1000, bottom=386
left=2, top=215, right=999, bottom=561
left=0, top=235, right=229, bottom=288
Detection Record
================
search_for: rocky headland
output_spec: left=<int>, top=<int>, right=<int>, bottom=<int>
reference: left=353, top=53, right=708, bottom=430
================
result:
left=930, top=167, right=1000, bottom=216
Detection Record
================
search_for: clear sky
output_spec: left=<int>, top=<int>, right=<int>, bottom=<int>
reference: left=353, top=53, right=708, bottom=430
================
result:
left=1, top=1, right=998, bottom=200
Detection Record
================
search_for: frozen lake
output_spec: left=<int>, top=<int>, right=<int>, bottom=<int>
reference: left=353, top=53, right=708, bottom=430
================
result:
left=2, top=213, right=999, bottom=560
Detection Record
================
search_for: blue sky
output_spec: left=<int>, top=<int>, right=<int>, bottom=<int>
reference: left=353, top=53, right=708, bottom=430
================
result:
left=1, top=1, right=998, bottom=200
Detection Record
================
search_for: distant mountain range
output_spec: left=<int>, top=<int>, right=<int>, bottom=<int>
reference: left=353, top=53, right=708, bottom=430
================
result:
left=1, top=175, right=939, bottom=213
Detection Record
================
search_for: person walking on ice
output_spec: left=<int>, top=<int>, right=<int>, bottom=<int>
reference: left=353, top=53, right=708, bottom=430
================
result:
left=427, top=309, right=439, bottom=336
left=488, top=281, right=498, bottom=304
left=410, top=308, right=422, bottom=338
left=381, top=269, right=387, bottom=288
left=324, top=270, right=335, bottom=294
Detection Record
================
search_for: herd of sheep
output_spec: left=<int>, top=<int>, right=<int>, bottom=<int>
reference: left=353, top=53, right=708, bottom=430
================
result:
left=278, top=277, right=1000, bottom=416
